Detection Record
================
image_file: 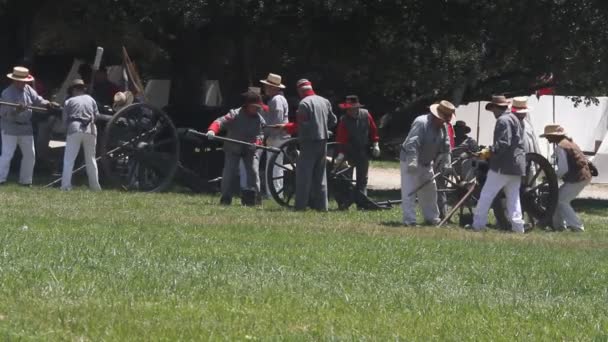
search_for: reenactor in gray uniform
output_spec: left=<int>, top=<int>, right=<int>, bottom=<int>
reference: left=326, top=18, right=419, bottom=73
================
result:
left=260, top=73, right=290, bottom=197
left=0, top=66, right=59, bottom=185
left=275, top=79, right=337, bottom=211
left=472, top=95, right=527, bottom=233
left=208, top=91, right=266, bottom=206
left=334, top=95, right=380, bottom=209
left=400, top=101, right=454, bottom=225
left=452, top=120, right=479, bottom=181
left=61, top=79, right=102, bottom=191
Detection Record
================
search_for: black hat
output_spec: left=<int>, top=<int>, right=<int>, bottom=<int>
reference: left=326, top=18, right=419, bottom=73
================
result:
left=339, top=95, right=364, bottom=110
left=454, top=120, right=471, bottom=134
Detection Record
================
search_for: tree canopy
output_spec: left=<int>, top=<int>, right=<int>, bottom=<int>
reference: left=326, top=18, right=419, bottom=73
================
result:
left=1, top=0, right=607, bottom=116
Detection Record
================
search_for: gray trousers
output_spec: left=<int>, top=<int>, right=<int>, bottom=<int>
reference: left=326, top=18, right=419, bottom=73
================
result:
left=348, top=151, right=369, bottom=195
left=295, top=140, right=328, bottom=211
left=221, top=150, right=260, bottom=203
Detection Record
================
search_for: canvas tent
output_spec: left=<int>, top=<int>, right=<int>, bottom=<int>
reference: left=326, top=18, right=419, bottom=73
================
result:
left=455, top=95, right=608, bottom=184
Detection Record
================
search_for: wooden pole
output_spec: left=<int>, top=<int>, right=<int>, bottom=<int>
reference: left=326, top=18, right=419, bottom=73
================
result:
left=476, top=101, right=481, bottom=142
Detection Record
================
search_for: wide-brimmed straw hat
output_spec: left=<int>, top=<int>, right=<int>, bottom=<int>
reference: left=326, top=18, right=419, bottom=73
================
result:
left=454, top=120, right=471, bottom=134
left=485, top=95, right=510, bottom=111
left=113, top=91, right=134, bottom=111
left=430, top=100, right=456, bottom=121
left=260, top=73, right=286, bottom=89
left=511, top=96, right=532, bottom=114
left=339, top=95, right=364, bottom=110
left=540, top=124, right=567, bottom=138
left=7, top=66, right=34, bottom=82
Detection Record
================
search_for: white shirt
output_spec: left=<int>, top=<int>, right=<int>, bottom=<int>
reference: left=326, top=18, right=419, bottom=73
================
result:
left=555, top=145, right=569, bottom=179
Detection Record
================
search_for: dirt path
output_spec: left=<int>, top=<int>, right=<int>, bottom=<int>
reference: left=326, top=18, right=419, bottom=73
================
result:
left=367, top=167, right=608, bottom=200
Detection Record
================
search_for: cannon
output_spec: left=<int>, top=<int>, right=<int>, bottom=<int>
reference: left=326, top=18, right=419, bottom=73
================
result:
left=265, top=138, right=400, bottom=210
left=433, top=150, right=559, bottom=231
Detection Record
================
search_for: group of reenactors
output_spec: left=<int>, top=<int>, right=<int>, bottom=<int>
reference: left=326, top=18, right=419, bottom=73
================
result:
left=0, top=66, right=593, bottom=232
left=401, top=95, right=593, bottom=233
left=0, top=66, right=101, bottom=191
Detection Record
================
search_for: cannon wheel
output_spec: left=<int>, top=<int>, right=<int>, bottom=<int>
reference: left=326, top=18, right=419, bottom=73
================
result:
left=266, top=139, right=377, bottom=208
left=491, top=153, right=559, bottom=231
left=100, top=103, right=180, bottom=192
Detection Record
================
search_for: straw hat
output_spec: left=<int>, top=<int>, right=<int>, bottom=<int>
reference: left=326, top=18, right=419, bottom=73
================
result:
left=511, top=96, right=532, bottom=114
left=339, top=95, right=364, bottom=110
left=260, top=73, right=286, bottom=89
left=485, top=95, right=510, bottom=110
left=113, top=91, right=134, bottom=111
left=430, top=100, right=456, bottom=121
left=539, top=124, right=567, bottom=138
left=7, top=66, right=34, bottom=82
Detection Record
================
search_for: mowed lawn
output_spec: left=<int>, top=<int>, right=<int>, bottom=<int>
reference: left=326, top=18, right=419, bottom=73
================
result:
left=0, top=186, right=607, bottom=340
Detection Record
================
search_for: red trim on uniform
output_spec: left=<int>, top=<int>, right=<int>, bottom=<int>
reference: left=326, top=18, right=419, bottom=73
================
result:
left=368, top=112, right=380, bottom=143
left=511, top=106, right=528, bottom=113
left=447, top=123, right=455, bottom=148
left=208, top=121, right=221, bottom=134
left=336, top=120, right=349, bottom=146
left=284, top=122, right=298, bottom=135
left=297, top=81, right=312, bottom=88
left=255, top=138, right=263, bottom=146
left=300, top=89, right=315, bottom=98
left=339, top=103, right=359, bottom=110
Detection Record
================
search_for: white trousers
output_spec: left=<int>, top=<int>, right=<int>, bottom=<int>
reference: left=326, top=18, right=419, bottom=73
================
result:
left=552, top=180, right=589, bottom=230
left=61, top=132, right=101, bottom=191
left=473, top=170, right=525, bottom=233
left=265, top=136, right=285, bottom=197
left=400, top=162, right=440, bottom=225
left=0, top=133, right=35, bottom=184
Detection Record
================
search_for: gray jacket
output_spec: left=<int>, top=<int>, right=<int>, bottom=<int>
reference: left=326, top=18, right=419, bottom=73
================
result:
left=211, top=107, right=265, bottom=154
left=63, top=94, right=99, bottom=136
left=489, top=112, right=526, bottom=175
left=400, top=113, right=451, bottom=169
left=0, top=84, right=49, bottom=136
left=295, top=94, right=337, bottom=141
left=263, top=93, right=289, bottom=138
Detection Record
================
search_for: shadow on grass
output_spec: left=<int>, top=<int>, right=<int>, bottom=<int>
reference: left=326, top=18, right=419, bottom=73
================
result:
left=573, top=199, right=608, bottom=216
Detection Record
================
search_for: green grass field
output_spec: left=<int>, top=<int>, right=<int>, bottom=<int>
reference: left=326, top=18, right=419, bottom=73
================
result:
left=0, top=186, right=607, bottom=340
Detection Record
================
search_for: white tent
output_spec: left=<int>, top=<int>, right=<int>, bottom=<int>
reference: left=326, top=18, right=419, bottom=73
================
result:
left=455, top=95, right=608, bottom=183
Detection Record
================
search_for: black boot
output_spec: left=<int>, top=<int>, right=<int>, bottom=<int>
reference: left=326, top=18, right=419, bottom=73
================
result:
left=220, top=196, right=232, bottom=206
left=241, top=190, right=257, bottom=206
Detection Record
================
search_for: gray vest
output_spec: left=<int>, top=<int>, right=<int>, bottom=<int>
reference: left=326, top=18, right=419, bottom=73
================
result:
left=341, top=109, right=371, bottom=148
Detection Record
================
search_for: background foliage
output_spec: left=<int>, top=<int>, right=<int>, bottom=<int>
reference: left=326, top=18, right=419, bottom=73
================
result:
left=0, top=0, right=607, bottom=125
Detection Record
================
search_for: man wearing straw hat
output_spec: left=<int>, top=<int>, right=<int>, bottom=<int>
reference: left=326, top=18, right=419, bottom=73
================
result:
left=511, top=96, right=541, bottom=154
left=0, top=66, right=58, bottom=185
left=274, top=79, right=337, bottom=211
left=540, top=125, right=592, bottom=232
left=260, top=73, right=289, bottom=198
left=471, top=95, right=526, bottom=233
left=400, top=100, right=454, bottom=226
left=60, top=79, right=102, bottom=191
